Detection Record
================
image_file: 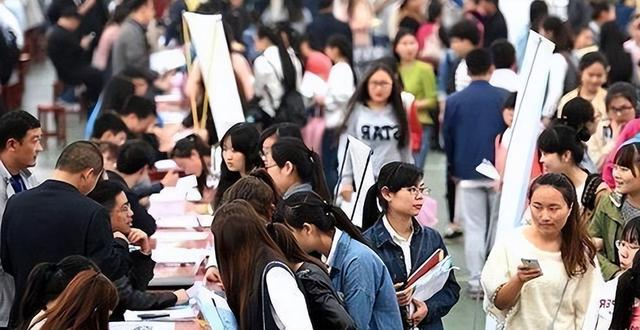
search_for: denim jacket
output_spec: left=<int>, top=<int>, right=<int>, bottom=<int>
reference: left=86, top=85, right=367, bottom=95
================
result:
left=329, top=232, right=403, bottom=330
left=364, top=218, right=460, bottom=330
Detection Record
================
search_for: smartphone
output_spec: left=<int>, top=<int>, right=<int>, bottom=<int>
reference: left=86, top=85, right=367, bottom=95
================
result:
left=521, top=258, right=542, bottom=270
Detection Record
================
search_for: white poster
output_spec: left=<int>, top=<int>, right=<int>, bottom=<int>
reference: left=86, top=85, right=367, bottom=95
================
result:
left=182, top=13, right=245, bottom=138
left=339, top=135, right=375, bottom=227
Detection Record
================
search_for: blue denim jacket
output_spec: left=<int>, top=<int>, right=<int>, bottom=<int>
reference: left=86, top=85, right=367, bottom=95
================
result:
left=364, top=219, right=460, bottom=330
left=329, top=232, right=403, bottom=330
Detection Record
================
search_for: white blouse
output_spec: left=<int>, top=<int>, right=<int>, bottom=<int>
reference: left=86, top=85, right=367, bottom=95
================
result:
left=481, top=226, right=603, bottom=329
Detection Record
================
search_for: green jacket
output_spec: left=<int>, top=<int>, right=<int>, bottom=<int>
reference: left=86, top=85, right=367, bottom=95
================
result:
left=589, top=192, right=624, bottom=280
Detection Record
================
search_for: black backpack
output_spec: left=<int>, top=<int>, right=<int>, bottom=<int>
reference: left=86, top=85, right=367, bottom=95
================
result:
left=264, top=58, right=307, bottom=127
left=0, top=25, right=19, bottom=85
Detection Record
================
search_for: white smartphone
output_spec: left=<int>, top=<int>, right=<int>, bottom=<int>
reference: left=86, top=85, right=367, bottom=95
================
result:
left=521, top=258, right=542, bottom=270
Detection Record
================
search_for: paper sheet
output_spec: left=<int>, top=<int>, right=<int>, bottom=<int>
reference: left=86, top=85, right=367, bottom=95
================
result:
left=151, top=247, right=209, bottom=264
left=475, top=159, right=500, bottom=181
left=411, top=256, right=456, bottom=301
left=339, top=135, right=375, bottom=227
left=155, top=159, right=179, bottom=172
left=123, top=306, right=197, bottom=322
left=109, top=322, right=176, bottom=329
left=191, top=282, right=238, bottom=329
left=150, top=49, right=186, bottom=74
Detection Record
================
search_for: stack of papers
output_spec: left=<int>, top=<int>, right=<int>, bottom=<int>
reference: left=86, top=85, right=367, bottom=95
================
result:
left=150, top=49, right=186, bottom=74
left=109, top=322, right=176, bottom=329
left=151, top=247, right=209, bottom=265
left=123, top=306, right=197, bottom=322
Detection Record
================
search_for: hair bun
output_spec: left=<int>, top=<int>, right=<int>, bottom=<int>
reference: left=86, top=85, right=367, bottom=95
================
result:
left=577, top=128, right=591, bottom=143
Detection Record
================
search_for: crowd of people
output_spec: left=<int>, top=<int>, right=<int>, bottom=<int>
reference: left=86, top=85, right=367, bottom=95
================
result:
left=3, top=0, right=640, bottom=329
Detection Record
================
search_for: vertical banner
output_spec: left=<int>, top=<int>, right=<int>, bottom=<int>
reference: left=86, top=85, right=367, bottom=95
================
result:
left=182, top=13, right=245, bottom=138
left=485, top=31, right=555, bottom=330
left=338, top=135, right=375, bottom=228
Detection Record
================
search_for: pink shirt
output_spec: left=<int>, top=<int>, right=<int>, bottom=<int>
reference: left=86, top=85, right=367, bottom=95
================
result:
left=92, top=24, right=120, bottom=70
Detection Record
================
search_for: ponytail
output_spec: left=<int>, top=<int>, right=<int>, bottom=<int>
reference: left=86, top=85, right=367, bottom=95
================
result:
left=362, top=183, right=383, bottom=232
left=257, top=25, right=297, bottom=92
left=327, top=203, right=370, bottom=247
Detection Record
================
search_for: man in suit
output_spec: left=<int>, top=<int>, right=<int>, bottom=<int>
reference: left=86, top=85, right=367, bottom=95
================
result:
left=0, top=111, right=42, bottom=329
left=1, top=141, right=128, bottom=327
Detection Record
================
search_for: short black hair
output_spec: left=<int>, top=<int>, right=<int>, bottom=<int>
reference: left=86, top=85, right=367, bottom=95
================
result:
left=591, top=1, right=612, bottom=20
left=503, top=92, right=517, bottom=110
left=92, top=112, right=128, bottom=140
left=59, top=6, right=81, bottom=19
left=606, top=82, right=638, bottom=108
left=490, top=39, right=515, bottom=69
left=117, top=95, right=157, bottom=119
left=258, top=123, right=302, bottom=147
left=116, top=139, right=156, bottom=174
left=578, top=51, right=609, bottom=71
left=466, top=48, right=493, bottom=76
left=0, top=111, right=41, bottom=151
left=55, top=141, right=104, bottom=174
left=124, top=0, right=151, bottom=13
left=448, top=19, right=480, bottom=46
left=87, top=180, right=125, bottom=212
left=319, top=0, right=333, bottom=10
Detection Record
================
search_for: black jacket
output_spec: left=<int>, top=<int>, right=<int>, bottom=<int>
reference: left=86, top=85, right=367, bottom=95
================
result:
left=1, top=180, right=129, bottom=326
left=111, top=250, right=177, bottom=320
left=296, top=262, right=357, bottom=330
left=306, top=13, right=352, bottom=51
left=46, top=25, right=89, bottom=85
left=107, top=171, right=157, bottom=236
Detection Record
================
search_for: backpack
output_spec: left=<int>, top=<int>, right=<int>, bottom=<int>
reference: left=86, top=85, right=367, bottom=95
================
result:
left=264, top=58, right=307, bottom=127
left=0, top=24, right=19, bottom=85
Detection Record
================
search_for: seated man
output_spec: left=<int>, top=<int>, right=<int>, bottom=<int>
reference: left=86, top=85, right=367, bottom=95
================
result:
left=116, top=95, right=157, bottom=136
left=91, top=112, right=128, bottom=146
left=88, top=180, right=188, bottom=320
left=46, top=7, right=103, bottom=105
left=107, top=139, right=176, bottom=236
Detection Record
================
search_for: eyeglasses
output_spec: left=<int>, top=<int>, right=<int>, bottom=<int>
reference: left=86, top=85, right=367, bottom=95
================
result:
left=115, top=204, right=131, bottom=214
left=610, top=106, right=634, bottom=113
left=368, top=80, right=393, bottom=88
left=615, top=240, right=640, bottom=250
left=401, top=186, right=430, bottom=197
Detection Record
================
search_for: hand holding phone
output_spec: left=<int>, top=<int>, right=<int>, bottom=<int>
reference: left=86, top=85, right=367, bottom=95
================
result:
left=520, top=258, right=541, bottom=270
left=516, top=258, right=543, bottom=284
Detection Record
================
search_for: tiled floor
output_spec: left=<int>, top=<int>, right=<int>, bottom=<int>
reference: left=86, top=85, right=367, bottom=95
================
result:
left=22, top=59, right=486, bottom=329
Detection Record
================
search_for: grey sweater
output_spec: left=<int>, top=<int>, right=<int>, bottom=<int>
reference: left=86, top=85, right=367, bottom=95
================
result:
left=111, top=18, right=157, bottom=80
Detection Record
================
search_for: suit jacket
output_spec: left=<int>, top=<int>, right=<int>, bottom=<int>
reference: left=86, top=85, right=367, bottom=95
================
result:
left=0, top=179, right=128, bottom=326
left=0, top=161, right=38, bottom=327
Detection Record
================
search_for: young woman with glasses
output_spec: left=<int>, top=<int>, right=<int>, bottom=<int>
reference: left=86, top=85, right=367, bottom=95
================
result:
left=362, top=162, right=460, bottom=329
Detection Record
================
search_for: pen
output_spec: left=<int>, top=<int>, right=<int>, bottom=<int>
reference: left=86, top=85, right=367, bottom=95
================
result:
left=138, top=313, right=170, bottom=320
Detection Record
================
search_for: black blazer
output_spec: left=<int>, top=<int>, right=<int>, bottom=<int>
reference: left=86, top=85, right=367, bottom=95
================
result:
left=107, top=171, right=157, bottom=236
left=1, top=180, right=128, bottom=326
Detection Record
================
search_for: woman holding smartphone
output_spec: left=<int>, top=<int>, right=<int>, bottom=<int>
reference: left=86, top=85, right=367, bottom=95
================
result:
left=481, top=173, right=602, bottom=329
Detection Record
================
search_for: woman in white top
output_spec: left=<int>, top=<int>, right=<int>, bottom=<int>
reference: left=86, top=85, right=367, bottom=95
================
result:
left=482, top=173, right=602, bottom=329
left=540, top=16, right=575, bottom=123
left=211, top=200, right=312, bottom=329
left=253, top=25, right=303, bottom=122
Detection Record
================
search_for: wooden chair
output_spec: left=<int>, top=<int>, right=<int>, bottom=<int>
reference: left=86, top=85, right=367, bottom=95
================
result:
left=37, top=103, right=67, bottom=145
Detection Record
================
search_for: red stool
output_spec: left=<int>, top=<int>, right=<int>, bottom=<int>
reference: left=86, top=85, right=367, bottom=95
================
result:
left=37, top=104, right=67, bottom=145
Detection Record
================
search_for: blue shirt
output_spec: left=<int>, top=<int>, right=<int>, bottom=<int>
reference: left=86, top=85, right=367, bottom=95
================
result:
left=443, top=80, right=507, bottom=180
left=364, top=218, right=460, bottom=330
left=328, top=232, right=402, bottom=330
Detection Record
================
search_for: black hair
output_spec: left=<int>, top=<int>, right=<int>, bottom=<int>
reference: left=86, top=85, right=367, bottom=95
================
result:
left=110, top=3, right=130, bottom=24
left=342, top=62, right=409, bottom=149
left=118, top=95, right=157, bottom=119
left=172, top=134, right=211, bottom=194
left=116, top=139, right=155, bottom=175
left=600, top=21, right=634, bottom=85
left=271, top=137, right=331, bottom=201
left=257, top=25, right=297, bottom=92
left=326, top=34, right=357, bottom=83
left=214, top=123, right=261, bottom=208
left=610, top=243, right=640, bottom=329
left=542, top=16, right=573, bottom=52
left=490, top=39, right=515, bottom=69
left=614, top=142, right=640, bottom=178
left=591, top=1, right=612, bottom=21
left=87, top=180, right=125, bottom=212
left=58, top=6, right=81, bottom=19
left=283, top=191, right=369, bottom=246
left=0, top=110, right=41, bottom=151
left=427, top=0, right=442, bottom=23
left=318, top=0, right=333, bottom=10
left=266, top=222, right=327, bottom=270
left=578, top=51, right=609, bottom=72
left=537, top=125, right=586, bottom=165
left=91, top=112, right=128, bottom=140
left=259, top=123, right=302, bottom=149
left=465, top=48, right=493, bottom=76
left=530, top=0, right=548, bottom=30
left=448, top=19, right=480, bottom=46
left=55, top=141, right=104, bottom=174
left=100, top=76, right=135, bottom=113
left=606, top=82, right=638, bottom=109
left=18, top=255, right=99, bottom=329
left=392, top=28, right=418, bottom=63
left=503, top=92, right=517, bottom=110
left=556, top=97, right=595, bottom=142
left=124, top=0, right=151, bottom=13
left=362, top=162, right=423, bottom=231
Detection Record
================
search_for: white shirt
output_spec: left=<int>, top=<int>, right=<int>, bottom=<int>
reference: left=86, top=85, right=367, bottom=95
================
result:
left=253, top=45, right=303, bottom=117
left=455, top=59, right=471, bottom=92
left=324, top=62, right=355, bottom=129
left=541, top=53, right=569, bottom=118
left=490, top=68, right=518, bottom=92
left=326, top=228, right=343, bottom=272
left=265, top=266, right=313, bottom=329
left=382, top=215, right=412, bottom=275
left=582, top=276, right=619, bottom=330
